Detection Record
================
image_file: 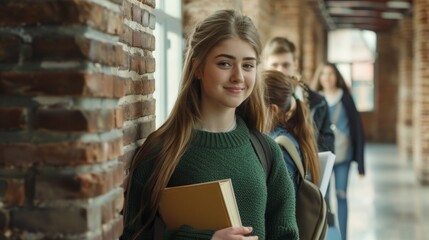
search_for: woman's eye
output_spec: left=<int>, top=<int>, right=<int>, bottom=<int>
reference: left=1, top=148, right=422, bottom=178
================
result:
left=243, top=63, right=255, bottom=69
left=217, top=61, right=231, bottom=67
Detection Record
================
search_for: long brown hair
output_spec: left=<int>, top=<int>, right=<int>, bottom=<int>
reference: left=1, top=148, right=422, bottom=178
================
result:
left=262, top=70, right=320, bottom=184
left=311, top=62, right=350, bottom=93
left=124, top=9, right=266, bottom=237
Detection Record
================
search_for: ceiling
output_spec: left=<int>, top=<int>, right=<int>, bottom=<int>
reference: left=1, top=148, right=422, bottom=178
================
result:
left=312, top=0, right=413, bottom=32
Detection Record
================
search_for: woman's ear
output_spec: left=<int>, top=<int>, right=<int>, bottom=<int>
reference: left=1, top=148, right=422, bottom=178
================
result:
left=269, top=104, right=280, bottom=115
left=194, top=66, right=203, bottom=80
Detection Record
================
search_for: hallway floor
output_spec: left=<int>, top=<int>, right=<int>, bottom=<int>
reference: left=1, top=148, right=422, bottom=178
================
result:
left=345, top=143, right=429, bottom=240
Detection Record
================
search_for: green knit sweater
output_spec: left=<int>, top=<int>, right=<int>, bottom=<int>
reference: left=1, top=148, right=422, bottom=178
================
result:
left=122, top=117, right=299, bottom=240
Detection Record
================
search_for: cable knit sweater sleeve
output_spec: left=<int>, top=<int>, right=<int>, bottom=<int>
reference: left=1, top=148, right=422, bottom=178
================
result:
left=263, top=135, right=300, bottom=240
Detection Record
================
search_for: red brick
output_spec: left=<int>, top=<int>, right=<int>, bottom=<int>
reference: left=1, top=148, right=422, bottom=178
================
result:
left=145, top=56, right=156, bottom=73
left=85, top=74, right=125, bottom=98
left=0, top=35, right=21, bottom=62
left=149, top=12, right=156, bottom=29
left=122, top=100, right=155, bottom=121
left=132, top=5, right=142, bottom=23
left=122, top=120, right=155, bottom=145
left=33, top=35, right=84, bottom=60
left=0, top=138, right=123, bottom=167
left=12, top=206, right=96, bottom=234
left=0, top=107, right=26, bottom=130
left=115, top=108, right=124, bottom=128
left=35, top=109, right=116, bottom=132
left=34, top=162, right=123, bottom=200
left=120, top=26, right=133, bottom=45
left=87, top=41, right=121, bottom=67
left=122, top=1, right=133, bottom=20
left=124, top=77, right=155, bottom=95
left=142, top=9, right=150, bottom=27
left=130, top=55, right=146, bottom=74
left=139, top=0, right=156, bottom=8
left=142, top=32, right=155, bottom=50
left=115, top=45, right=128, bottom=69
left=0, top=72, right=124, bottom=98
left=0, top=178, right=25, bottom=206
left=0, top=1, right=80, bottom=26
left=0, top=2, right=122, bottom=35
left=133, top=31, right=142, bottom=48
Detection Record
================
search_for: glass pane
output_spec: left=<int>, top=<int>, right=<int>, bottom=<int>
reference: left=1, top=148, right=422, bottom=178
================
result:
left=336, top=63, right=352, bottom=87
left=166, top=30, right=183, bottom=115
left=154, top=22, right=166, bottom=127
left=352, top=62, right=374, bottom=81
left=328, top=29, right=376, bottom=112
left=352, top=81, right=374, bottom=112
left=328, top=29, right=375, bottom=62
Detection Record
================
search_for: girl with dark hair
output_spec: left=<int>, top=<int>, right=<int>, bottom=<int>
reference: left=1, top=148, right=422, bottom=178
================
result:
left=311, top=62, right=365, bottom=240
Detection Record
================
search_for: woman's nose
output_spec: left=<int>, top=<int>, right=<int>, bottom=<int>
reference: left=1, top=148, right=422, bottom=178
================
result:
left=231, top=66, right=244, bottom=82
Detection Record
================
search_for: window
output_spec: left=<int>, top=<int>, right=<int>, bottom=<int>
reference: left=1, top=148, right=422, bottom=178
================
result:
left=328, top=29, right=376, bottom=112
left=153, top=0, right=183, bottom=127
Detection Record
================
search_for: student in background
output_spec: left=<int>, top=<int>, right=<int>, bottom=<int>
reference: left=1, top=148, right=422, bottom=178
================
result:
left=311, top=62, right=365, bottom=240
left=262, top=70, right=320, bottom=191
left=262, top=37, right=334, bottom=153
left=121, top=10, right=299, bottom=240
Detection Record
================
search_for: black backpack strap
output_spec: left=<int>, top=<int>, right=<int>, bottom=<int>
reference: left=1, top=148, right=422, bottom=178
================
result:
left=249, top=130, right=273, bottom=178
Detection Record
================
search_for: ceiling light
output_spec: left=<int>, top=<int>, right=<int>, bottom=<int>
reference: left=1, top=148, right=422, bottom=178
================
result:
left=386, top=1, right=411, bottom=9
left=381, top=12, right=403, bottom=19
left=329, top=7, right=354, bottom=14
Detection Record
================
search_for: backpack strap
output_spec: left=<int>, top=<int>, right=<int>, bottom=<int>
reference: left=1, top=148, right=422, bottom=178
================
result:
left=249, top=130, right=273, bottom=178
left=275, top=135, right=305, bottom=179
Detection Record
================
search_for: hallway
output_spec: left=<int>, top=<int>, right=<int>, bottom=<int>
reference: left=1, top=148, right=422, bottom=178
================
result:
left=347, top=144, right=429, bottom=240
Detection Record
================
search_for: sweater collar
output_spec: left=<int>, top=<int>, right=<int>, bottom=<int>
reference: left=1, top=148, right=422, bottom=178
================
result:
left=191, top=117, right=250, bottom=149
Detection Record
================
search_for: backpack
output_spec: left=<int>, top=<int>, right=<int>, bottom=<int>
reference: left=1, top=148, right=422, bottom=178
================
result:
left=249, top=130, right=273, bottom=177
left=275, top=135, right=328, bottom=240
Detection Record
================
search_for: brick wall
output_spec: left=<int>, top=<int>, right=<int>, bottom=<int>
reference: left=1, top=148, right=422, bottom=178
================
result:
left=413, top=0, right=429, bottom=184
left=242, top=0, right=271, bottom=45
left=397, top=16, right=414, bottom=161
left=300, top=5, right=326, bottom=83
left=269, top=0, right=301, bottom=48
left=0, top=0, right=156, bottom=238
left=183, top=0, right=241, bottom=38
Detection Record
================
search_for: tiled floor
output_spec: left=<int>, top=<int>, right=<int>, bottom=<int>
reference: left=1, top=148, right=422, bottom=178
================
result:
left=336, top=143, right=429, bottom=240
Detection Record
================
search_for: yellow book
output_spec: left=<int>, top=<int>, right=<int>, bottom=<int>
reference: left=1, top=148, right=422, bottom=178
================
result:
left=158, top=178, right=242, bottom=231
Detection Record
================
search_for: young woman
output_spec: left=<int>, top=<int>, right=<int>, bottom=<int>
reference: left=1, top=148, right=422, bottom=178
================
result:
left=311, top=62, right=365, bottom=240
left=121, top=10, right=299, bottom=240
left=262, top=70, right=320, bottom=191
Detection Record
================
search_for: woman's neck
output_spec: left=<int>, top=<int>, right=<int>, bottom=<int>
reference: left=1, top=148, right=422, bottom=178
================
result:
left=323, top=88, right=343, bottom=106
left=198, top=110, right=237, bottom=132
left=323, top=87, right=340, bottom=97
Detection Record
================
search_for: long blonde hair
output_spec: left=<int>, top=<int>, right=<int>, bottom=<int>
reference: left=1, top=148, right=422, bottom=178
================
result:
left=262, top=70, right=320, bottom=184
left=124, top=9, right=267, bottom=236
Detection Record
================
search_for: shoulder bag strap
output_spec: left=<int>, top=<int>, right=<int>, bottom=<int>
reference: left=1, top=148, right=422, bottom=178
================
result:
left=275, top=135, right=305, bottom=179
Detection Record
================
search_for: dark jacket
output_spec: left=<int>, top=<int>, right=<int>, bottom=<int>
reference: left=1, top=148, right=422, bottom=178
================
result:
left=341, top=90, right=365, bottom=175
left=303, top=84, right=335, bottom=153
